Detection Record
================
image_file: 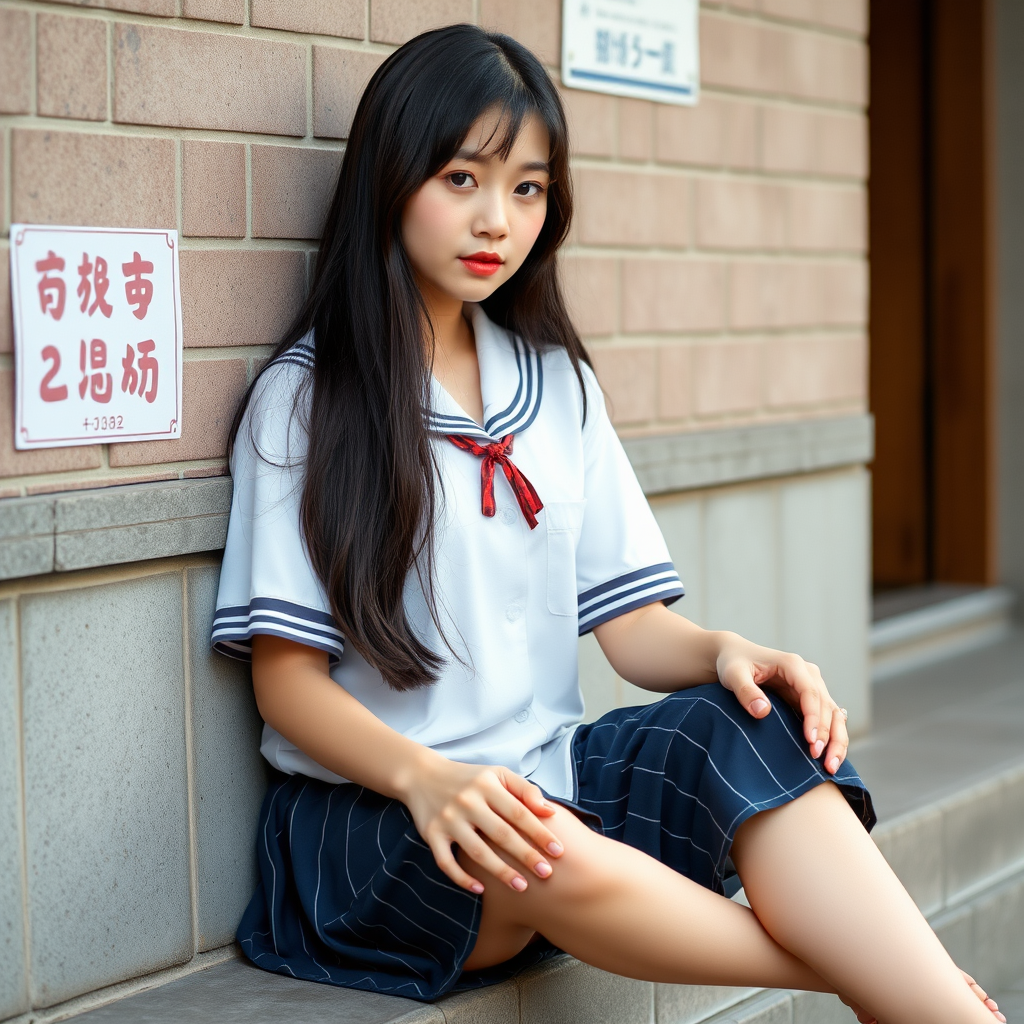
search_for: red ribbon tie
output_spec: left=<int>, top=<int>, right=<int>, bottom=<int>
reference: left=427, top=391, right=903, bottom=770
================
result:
left=446, top=433, right=544, bottom=529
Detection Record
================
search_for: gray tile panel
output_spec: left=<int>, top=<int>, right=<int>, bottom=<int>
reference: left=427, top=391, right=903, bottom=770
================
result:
left=21, top=575, right=193, bottom=1007
left=656, top=981, right=756, bottom=1024
left=790, top=991, right=859, bottom=1024
left=436, top=980, right=519, bottom=1024
left=186, top=565, right=268, bottom=951
left=68, top=960, right=443, bottom=1024
left=0, top=497, right=55, bottom=580
left=517, top=955, right=654, bottom=1024
left=871, top=807, right=944, bottom=917
left=0, top=599, right=29, bottom=1019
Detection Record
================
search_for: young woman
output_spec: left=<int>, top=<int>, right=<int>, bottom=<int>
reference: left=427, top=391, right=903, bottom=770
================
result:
left=212, top=24, right=1005, bottom=1024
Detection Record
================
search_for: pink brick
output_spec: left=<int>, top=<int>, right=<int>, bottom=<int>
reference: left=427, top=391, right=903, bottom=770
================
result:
left=761, top=0, right=868, bottom=36
left=655, top=96, right=758, bottom=169
left=657, top=345, right=693, bottom=421
left=560, top=86, right=616, bottom=158
left=179, top=249, right=307, bottom=348
left=0, top=10, right=31, bottom=115
left=695, top=178, right=787, bottom=251
left=252, top=0, right=365, bottom=40
left=817, top=260, right=867, bottom=326
left=730, top=261, right=816, bottom=329
left=34, top=0, right=175, bottom=14
left=114, top=23, right=306, bottom=136
left=765, top=333, right=866, bottom=408
left=109, top=358, right=248, bottom=466
left=589, top=346, right=657, bottom=426
left=370, top=0, right=473, bottom=45
left=252, top=146, right=343, bottom=240
left=618, top=99, right=653, bottom=162
left=559, top=255, right=618, bottom=337
left=576, top=168, right=689, bottom=248
left=0, top=370, right=103, bottom=479
left=0, top=249, right=10, bottom=355
left=700, top=11, right=866, bottom=106
left=692, top=341, right=762, bottom=417
left=313, top=46, right=387, bottom=139
left=761, top=105, right=866, bottom=178
left=182, top=141, right=245, bottom=239
left=183, top=464, right=227, bottom=479
left=12, top=129, right=175, bottom=228
left=181, top=0, right=245, bottom=24
left=0, top=488, right=23, bottom=500
left=479, top=0, right=560, bottom=66
left=787, top=184, right=865, bottom=252
left=37, top=14, right=108, bottom=122
left=25, top=470, right=178, bottom=495
left=622, top=259, right=726, bottom=334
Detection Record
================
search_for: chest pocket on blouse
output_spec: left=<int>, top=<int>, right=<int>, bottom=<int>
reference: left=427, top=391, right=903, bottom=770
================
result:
left=545, top=500, right=587, bottom=616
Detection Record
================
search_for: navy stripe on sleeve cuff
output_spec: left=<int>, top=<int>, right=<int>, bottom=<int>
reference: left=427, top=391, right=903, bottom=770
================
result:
left=211, top=597, right=345, bottom=664
left=577, top=563, right=685, bottom=635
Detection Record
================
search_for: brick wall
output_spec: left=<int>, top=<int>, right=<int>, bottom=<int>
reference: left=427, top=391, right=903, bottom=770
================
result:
left=0, top=0, right=868, bottom=499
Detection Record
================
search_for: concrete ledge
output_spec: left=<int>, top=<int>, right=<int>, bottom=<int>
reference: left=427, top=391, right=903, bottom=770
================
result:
left=0, top=415, right=874, bottom=582
left=0, top=478, right=232, bottom=581
left=622, top=414, right=874, bottom=496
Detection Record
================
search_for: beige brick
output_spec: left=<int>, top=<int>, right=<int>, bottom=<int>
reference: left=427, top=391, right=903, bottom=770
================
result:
left=0, top=249, right=11, bottom=355
left=657, top=345, right=693, bottom=421
left=370, top=0, right=473, bottom=45
left=313, top=46, right=387, bottom=139
left=0, top=10, right=32, bottom=115
left=730, top=260, right=818, bottom=329
left=181, top=0, right=245, bottom=24
left=693, top=341, right=761, bottom=417
left=35, top=0, right=177, bottom=13
left=700, top=11, right=866, bottom=106
left=787, top=184, right=865, bottom=252
left=182, top=141, right=245, bottom=239
left=655, top=96, right=758, bottom=169
left=0, top=370, right=103, bottom=479
left=0, top=487, right=23, bottom=500
left=618, top=99, right=653, bottom=162
left=479, top=0, right=560, bottom=66
left=113, top=23, right=305, bottom=136
left=25, top=470, right=178, bottom=495
left=817, top=260, right=867, bottom=326
left=251, top=0, right=365, bottom=40
left=109, top=358, right=248, bottom=466
left=183, top=464, right=227, bottom=478
left=761, top=105, right=866, bottom=178
left=589, top=346, right=657, bottom=425
left=695, top=178, right=787, bottom=251
left=560, top=87, right=615, bottom=158
left=179, top=249, right=306, bottom=348
left=575, top=168, right=689, bottom=248
left=761, top=0, right=868, bottom=36
left=12, top=129, right=176, bottom=229
left=559, top=255, right=618, bottom=337
left=765, top=333, right=866, bottom=408
left=38, top=14, right=108, bottom=122
left=252, top=146, right=343, bottom=240
left=622, top=259, right=726, bottom=334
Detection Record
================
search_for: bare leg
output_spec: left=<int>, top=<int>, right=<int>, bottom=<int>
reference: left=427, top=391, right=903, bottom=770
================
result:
left=461, top=803, right=832, bottom=991
left=731, top=781, right=995, bottom=1024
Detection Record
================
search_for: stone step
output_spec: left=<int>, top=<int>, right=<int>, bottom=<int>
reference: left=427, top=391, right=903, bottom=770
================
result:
left=871, top=585, right=1015, bottom=682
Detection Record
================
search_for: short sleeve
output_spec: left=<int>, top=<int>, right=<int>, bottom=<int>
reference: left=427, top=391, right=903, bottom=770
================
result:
left=575, top=363, right=685, bottom=634
left=211, top=349, right=345, bottom=664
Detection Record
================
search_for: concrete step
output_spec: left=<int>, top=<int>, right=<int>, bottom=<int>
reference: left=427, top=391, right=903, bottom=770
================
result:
left=871, top=585, right=1015, bottom=682
left=40, top=632, right=1024, bottom=1024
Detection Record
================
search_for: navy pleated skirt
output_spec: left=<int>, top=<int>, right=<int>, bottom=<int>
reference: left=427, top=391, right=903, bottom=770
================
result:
left=236, top=684, right=875, bottom=1001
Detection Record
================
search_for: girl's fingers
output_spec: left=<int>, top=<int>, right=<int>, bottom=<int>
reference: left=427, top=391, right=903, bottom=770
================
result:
left=509, top=777, right=557, bottom=819
left=811, top=701, right=831, bottom=761
left=429, top=837, right=484, bottom=893
left=792, top=664, right=823, bottom=749
left=475, top=803, right=553, bottom=879
left=492, top=780, right=564, bottom=858
left=823, top=704, right=849, bottom=774
left=450, top=820, right=531, bottom=891
left=722, top=661, right=772, bottom=718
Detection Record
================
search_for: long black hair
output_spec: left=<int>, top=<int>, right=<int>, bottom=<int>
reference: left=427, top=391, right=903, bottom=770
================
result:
left=229, top=24, right=589, bottom=691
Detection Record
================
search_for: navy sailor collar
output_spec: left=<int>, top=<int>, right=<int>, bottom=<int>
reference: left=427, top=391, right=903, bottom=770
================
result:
left=427, top=303, right=543, bottom=443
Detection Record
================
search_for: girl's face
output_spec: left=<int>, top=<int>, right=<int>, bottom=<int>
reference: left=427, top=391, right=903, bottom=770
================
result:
left=401, top=109, right=551, bottom=309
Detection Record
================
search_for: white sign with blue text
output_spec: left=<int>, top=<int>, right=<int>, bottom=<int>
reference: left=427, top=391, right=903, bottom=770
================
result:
left=562, top=0, right=700, bottom=106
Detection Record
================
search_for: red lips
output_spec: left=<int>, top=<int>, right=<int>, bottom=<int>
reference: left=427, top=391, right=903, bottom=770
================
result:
left=459, top=251, right=504, bottom=277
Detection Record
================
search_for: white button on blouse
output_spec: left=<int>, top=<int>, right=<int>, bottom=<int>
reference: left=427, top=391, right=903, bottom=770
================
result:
left=212, top=304, right=684, bottom=800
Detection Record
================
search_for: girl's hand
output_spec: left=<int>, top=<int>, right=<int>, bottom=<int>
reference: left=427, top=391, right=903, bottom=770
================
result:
left=401, top=758, right=564, bottom=894
left=715, top=633, right=849, bottom=776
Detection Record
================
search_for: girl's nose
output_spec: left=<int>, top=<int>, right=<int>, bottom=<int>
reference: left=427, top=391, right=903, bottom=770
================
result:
left=473, top=191, right=510, bottom=239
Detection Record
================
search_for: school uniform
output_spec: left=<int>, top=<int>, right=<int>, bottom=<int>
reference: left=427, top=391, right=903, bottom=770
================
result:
left=212, top=303, right=874, bottom=1000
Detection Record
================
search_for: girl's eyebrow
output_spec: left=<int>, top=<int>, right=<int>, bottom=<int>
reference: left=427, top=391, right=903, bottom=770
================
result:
left=450, top=148, right=550, bottom=175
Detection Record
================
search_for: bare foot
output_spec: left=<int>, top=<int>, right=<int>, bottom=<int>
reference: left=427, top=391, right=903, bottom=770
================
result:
left=837, top=970, right=1006, bottom=1023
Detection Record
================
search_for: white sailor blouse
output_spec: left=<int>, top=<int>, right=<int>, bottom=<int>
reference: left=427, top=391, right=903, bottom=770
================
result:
left=211, top=303, right=685, bottom=800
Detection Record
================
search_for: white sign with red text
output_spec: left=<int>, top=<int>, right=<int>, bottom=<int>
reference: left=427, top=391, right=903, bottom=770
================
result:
left=10, top=224, right=183, bottom=449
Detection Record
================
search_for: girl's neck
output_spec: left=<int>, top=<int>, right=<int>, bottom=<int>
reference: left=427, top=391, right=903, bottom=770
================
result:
left=420, top=282, right=484, bottom=425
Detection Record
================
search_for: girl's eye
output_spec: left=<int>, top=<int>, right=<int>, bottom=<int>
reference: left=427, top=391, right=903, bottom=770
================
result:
left=447, top=172, right=475, bottom=188
left=514, top=181, right=545, bottom=198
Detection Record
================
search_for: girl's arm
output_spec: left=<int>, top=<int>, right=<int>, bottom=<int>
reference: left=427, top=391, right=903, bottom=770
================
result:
left=592, top=603, right=850, bottom=775
left=250, top=634, right=563, bottom=893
